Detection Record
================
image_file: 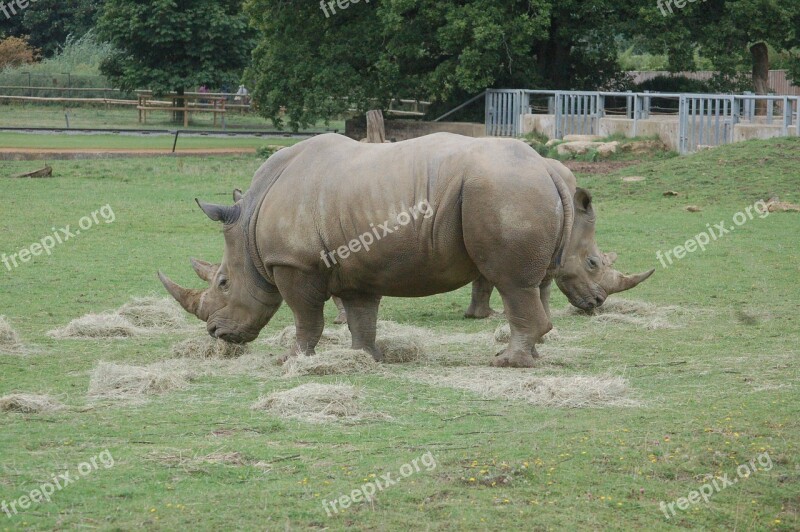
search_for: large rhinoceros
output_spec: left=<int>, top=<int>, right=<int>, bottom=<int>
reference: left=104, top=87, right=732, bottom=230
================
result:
left=159, top=133, right=653, bottom=368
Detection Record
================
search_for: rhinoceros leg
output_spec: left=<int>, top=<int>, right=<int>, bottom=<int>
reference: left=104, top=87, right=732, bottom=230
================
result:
left=339, top=295, right=382, bottom=362
left=491, top=286, right=552, bottom=368
left=273, top=268, right=327, bottom=362
left=464, top=275, right=497, bottom=319
left=332, top=296, right=348, bottom=325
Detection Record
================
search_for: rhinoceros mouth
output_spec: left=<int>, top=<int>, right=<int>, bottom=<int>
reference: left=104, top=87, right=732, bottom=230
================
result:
left=207, top=324, right=258, bottom=344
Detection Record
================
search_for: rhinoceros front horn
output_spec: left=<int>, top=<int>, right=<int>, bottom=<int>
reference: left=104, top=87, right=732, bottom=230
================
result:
left=158, top=271, right=208, bottom=321
left=603, top=268, right=655, bottom=295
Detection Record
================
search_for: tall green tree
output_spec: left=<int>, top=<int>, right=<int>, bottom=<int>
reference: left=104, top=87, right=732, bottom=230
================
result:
left=245, top=0, right=639, bottom=130
left=2, top=0, right=103, bottom=57
left=96, top=0, right=252, bottom=100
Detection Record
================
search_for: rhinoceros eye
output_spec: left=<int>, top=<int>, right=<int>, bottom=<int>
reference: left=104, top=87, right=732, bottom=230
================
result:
left=218, top=277, right=229, bottom=290
left=587, top=257, right=599, bottom=270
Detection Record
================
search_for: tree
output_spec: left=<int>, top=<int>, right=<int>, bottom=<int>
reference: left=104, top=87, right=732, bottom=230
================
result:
left=634, top=0, right=800, bottom=97
left=96, top=0, right=253, bottom=116
left=0, top=36, right=40, bottom=69
left=18, top=0, right=103, bottom=57
left=245, top=0, right=639, bottom=130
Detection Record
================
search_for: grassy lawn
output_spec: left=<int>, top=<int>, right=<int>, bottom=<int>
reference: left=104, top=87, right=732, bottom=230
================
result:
left=0, top=132, right=303, bottom=152
left=0, top=103, right=346, bottom=132
left=0, top=138, right=797, bottom=530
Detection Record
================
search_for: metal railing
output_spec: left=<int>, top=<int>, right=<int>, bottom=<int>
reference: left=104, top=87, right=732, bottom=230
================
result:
left=485, top=89, right=800, bottom=154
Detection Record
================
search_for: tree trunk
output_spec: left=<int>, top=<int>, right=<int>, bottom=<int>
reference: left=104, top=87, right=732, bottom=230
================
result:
left=366, top=109, right=386, bottom=143
left=750, top=42, right=769, bottom=116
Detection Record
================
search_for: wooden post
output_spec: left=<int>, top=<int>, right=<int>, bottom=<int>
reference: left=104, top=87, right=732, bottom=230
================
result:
left=366, top=109, right=386, bottom=143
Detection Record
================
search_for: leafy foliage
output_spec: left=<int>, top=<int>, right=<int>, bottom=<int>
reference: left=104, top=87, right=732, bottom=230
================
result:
left=0, top=36, right=40, bottom=69
left=96, top=0, right=253, bottom=95
left=2, top=0, right=104, bottom=57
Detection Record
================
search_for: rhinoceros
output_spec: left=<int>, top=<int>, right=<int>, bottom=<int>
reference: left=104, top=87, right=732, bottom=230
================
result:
left=159, top=133, right=653, bottom=368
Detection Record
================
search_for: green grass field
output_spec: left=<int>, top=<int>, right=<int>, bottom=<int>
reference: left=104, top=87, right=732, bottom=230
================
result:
left=0, top=137, right=798, bottom=530
left=0, top=103, right=346, bottom=132
left=0, top=132, right=301, bottom=152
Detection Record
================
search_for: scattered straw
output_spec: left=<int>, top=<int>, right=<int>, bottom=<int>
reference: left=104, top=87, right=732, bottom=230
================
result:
left=172, top=336, right=249, bottom=359
left=560, top=298, right=679, bottom=330
left=270, top=325, right=350, bottom=349
left=88, top=361, right=196, bottom=401
left=117, top=297, right=187, bottom=330
left=493, top=324, right=564, bottom=344
left=0, top=316, right=22, bottom=353
left=48, top=296, right=191, bottom=339
left=252, top=383, right=387, bottom=424
left=282, top=349, right=380, bottom=377
left=405, top=368, right=636, bottom=408
left=48, top=313, right=141, bottom=339
left=0, top=393, right=64, bottom=413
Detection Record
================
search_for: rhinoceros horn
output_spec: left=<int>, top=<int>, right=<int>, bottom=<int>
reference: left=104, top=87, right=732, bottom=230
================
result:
left=196, top=199, right=241, bottom=224
left=600, top=268, right=655, bottom=296
left=158, top=271, right=208, bottom=321
left=190, top=257, right=218, bottom=283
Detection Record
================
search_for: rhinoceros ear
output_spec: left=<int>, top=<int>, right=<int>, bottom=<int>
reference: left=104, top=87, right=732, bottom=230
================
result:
left=233, top=188, right=243, bottom=202
left=574, top=188, right=593, bottom=214
left=603, top=252, right=618, bottom=266
left=196, top=199, right=241, bottom=224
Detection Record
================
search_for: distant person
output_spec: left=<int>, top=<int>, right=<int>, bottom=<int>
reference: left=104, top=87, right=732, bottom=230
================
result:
left=234, top=85, right=250, bottom=105
left=198, top=85, right=209, bottom=104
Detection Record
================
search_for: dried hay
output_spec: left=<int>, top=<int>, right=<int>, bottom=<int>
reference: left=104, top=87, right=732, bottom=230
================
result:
left=493, top=324, right=564, bottom=344
left=0, top=316, right=23, bottom=353
left=375, top=321, right=428, bottom=363
left=560, top=298, right=679, bottom=330
left=270, top=325, right=350, bottom=349
left=48, top=313, right=142, bottom=339
left=282, top=349, right=380, bottom=377
left=117, top=297, right=187, bottom=330
left=171, top=336, right=249, bottom=359
left=405, top=368, right=636, bottom=408
left=0, top=393, right=64, bottom=413
left=252, top=383, right=387, bottom=424
left=48, top=296, right=191, bottom=339
left=88, top=360, right=196, bottom=401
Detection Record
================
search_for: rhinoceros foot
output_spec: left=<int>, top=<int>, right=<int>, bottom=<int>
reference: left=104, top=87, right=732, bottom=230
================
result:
left=464, top=306, right=500, bottom=319
left=491, top=348, right=538, bottom=368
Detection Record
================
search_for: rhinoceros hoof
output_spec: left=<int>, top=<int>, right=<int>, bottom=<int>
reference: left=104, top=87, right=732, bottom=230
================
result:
left=333, top=312, right=348, bottom=325
left=491, top=349, right=537, bottom=368
left=276, top=350, right=299, bottom=366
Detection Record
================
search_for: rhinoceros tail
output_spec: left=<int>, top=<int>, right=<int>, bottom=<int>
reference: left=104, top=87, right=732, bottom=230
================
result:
left=548, top=170, right=573, bottom=269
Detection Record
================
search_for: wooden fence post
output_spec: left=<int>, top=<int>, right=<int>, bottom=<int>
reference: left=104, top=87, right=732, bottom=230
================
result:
left=366, top=109, right=386, bottom=143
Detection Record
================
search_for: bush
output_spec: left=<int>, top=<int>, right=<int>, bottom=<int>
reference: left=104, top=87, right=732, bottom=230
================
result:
left=0, top=36, right=40, bottom=69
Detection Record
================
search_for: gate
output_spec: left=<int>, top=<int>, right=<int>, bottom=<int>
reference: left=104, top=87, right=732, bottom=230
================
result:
left=678, top=95, right=736, bottom=154
left=554, top=92, right=602, bottom=138
left=485, top=90, right=526, bottom=136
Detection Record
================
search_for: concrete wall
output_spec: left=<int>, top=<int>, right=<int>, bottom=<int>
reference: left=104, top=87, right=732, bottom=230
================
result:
left=522, top=113, right=797, bottom=152
left=345, top=119, right=484, bottom=141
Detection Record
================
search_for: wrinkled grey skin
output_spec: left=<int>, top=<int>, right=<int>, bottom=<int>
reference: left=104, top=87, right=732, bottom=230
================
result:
left=463, top=158, right=649, bottom=320
left=159, top=133, right=653, bottom=368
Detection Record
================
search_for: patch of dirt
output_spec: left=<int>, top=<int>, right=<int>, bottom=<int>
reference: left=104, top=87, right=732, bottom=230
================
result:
left=563, top=160, right=641, bottom=175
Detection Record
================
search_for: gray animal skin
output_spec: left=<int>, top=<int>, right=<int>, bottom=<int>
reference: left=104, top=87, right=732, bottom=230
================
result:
left=159, top=133, right=653, bottom=368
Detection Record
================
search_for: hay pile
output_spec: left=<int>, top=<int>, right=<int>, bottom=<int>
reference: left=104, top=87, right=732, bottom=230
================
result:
left=0, top=393, right=64, bottom=413
left=561, top=298, right=678, bottom=330
left=88, top=360, right=196, bottom=401
left=0, top=316, right=22, bottom=353
left=48, top=297, right=189, bottom=339
left=270, top=325, right=350, bottom=349
left=172, top=336, right=249, bottom=359
left=117, top=297, right=187, bottom=329
left=252, top=383, right=386, bottom=423
left=405, top=368, right=636, bottom=408
left=282, top=349, right=380, bottom=377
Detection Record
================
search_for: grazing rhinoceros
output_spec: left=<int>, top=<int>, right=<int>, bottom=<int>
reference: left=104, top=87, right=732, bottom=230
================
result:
left=159, top=133, right=653, bottom=367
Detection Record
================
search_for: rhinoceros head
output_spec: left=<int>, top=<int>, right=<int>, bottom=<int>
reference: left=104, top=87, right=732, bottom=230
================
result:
left=158, top=194, right=283, bottom=343
left=555, top=188, right=654, bottom=310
